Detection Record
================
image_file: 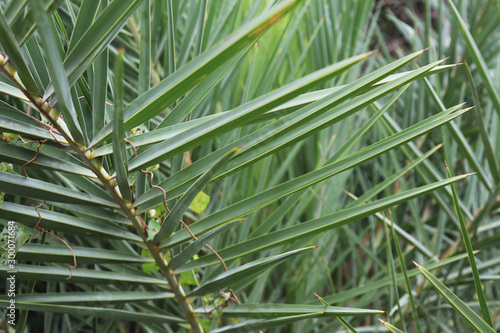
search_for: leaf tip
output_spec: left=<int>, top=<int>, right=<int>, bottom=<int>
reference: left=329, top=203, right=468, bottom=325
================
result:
left=412, top=260, right=420, bottom=267
left=436, top=57, right=449, bottom=65
left=378, top=318, right=386, bottom=324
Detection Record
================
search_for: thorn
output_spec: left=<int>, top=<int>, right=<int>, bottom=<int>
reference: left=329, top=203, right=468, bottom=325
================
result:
left=412, top=260, right=420, bottom=267
left=378, top=318, right=386, bottom=324
left=444, top=159, right=448, bottom=168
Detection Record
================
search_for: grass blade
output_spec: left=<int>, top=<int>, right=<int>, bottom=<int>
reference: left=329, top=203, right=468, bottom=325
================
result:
left=44, top=0, right=143, bottom=97
left=0, top=264, right=164, bottom=284
left=5, top=291, right=173, bottom=304
left=382, top=211, right=406, bottom=331
left=0, top=101, right=67, bottom=143
left=188, top=247, right=315, bottom=296
left=445, top=162, right=493, bottom=327
left=338, top=317, right=360, bottom=333
left=91, top=0, right=109, bottom=140
left=0, top=301, right=184, bottom=324
left=29, top=0, right=85, bottom=144
left=378, top=319, right=405, bottom=333
left=0, top=10, right=39, bottom=94
left=163, top=105, right=469, bottom=247
left=66, top=0, right=100, bottom=52
left=414, top=262, right=496, bottom=333
left=448, top=0, right=500, bottom=118
left=0, top=142, right=95, bottom=178
left=112, top=47, right=131, bottom=201
left=211, top=303, right=384, bottom=318
left=0, top=172, right=117, bottom=208
left=210, top=313, right=321, bottom=333
left=90, top=0, right=304, bottom=146
left=128, top=51, right=376, bottom=171
left=16, top=243, right=152, bottom=264
left=463, top=61, right=500, bottom=183
left=423, top=75, right=492, bottom=190
left=0, top=202, right=140, bottom=241
left=177, top=176, right=469, bottom=272
left=388, top=209, right=422, bottom=333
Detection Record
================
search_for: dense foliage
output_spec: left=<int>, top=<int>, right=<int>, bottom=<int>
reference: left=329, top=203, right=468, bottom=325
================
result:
left=0, top=0, right=499, bottom=332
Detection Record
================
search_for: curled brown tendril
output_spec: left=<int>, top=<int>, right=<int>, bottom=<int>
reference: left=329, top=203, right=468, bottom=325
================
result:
left=22, top=139, right=47, bottom=177
left=138, top=214, right=159, bottom=233
left=140, top=170, right=169, bottom=216
left=124, top=138, right=137, bottom=157
left=28, top=201, right=77, bottom=279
